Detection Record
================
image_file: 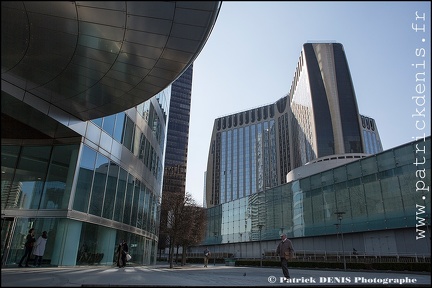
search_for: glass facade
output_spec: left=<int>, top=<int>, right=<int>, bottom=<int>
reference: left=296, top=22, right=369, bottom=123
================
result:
left=1, top=2, right=222, bottom=268
left=1, top=144, right=79, bottom=211
left=162, top=64, right=193, bottom=194
left=216, top=117, right=277, bottom=205
left=290, top=43, right=363, bottom=168
left=159, top=64, right=193, bottom=251
left=1, top=91, right=169, bottom=267
left=361, top=115, right=383, bottom=154
left=206, top=43, right=382, bottom=208
left=201, top=137, right=431, bottom=256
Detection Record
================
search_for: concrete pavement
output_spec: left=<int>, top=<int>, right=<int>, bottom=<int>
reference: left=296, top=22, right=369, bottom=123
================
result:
left=1, top=262, right=430, bottom=287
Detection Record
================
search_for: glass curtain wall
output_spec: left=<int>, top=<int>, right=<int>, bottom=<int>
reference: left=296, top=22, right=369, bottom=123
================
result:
left=204, top=137, right=431, bottom=247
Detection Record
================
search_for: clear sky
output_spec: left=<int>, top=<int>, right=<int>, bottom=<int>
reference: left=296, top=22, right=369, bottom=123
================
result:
left=186, top=1, right=431, bottom=206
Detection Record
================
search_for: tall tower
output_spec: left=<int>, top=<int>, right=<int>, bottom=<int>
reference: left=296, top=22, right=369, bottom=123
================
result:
left=159, top=64, right=193, bottom=251
left=162, top=64, right=193, bottom=197
left=205, top=43, right=374, bottom=208
left=288, top=42, right=364, bottom=169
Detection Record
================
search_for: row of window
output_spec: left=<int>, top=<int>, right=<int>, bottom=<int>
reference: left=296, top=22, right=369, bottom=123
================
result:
left=216, top=105, right=275, bottom=130
left=73, top=145, right=160, bottom=235
left=363, top=130, right=382, bottom=154
left=204, top=137, right=431, bottom=243
left=91, top=97, right=167, bottom=182
left=1, top=144, right=79, bottom=210
left=1, top=141, right=161, bottom=236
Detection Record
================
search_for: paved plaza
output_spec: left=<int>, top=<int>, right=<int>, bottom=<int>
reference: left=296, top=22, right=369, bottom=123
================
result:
left=1, top=263, right=430, bottom=287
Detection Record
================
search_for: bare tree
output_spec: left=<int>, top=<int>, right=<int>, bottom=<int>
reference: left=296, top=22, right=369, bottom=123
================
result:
left=160, top=191, right=206, bottom=268
left=177, top=205, right=206, bottom=266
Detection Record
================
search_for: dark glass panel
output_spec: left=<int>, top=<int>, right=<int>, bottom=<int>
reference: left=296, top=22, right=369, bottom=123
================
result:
left=89, top=153, right=109, bottom=216
left=74, top=146, right=97, bottom=213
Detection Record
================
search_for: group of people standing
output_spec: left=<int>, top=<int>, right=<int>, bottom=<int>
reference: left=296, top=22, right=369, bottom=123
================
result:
left=18, top=228, right=48, bottom=267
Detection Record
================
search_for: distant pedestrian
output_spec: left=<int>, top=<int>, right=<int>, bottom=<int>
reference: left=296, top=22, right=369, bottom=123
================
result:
left=120, top=240, right=129, bottom=267
left=18, top=228, right=36, bottom=267
left=203, top=247, right=211, bottom=267
left=116, top=241, right=123, bottom=267
left=276, top=233, right=294, bottom=279
left=33, top=231, right=48, bottom=267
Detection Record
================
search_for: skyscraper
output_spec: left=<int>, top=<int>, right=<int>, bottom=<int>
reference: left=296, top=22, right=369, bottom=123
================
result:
left=162, top=64, right=193, bottom=197
left=205, top=43, right=381, bottom=208
left=196, top=42, right=428, bottom=259
left=288, top=43, right=364, bottom=168
left=159, top=64, right=193, bottom=252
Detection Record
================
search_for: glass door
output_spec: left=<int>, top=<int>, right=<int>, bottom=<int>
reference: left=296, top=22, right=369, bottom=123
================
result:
left=1, top=217, right=17, bottom=267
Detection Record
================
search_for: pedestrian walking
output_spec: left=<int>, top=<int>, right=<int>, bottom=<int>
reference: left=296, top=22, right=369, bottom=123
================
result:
left=18, top=228, right=36, bottom=267
left=116, top=241, right=123, bottom=267
left=203, top=247, right=211, bottom=267
left=120, top=240, right=129, bottom=267
left=276, top=233, right=294, bottom=279
left=33, top=231, right=48, bottom=267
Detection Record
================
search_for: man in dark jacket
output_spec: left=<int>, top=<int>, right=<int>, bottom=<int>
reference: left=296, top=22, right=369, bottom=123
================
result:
left=203, top=247, right=211, bottom=267
left=116, top=242, right=123, bottom=267
left=276, top=233, right=294, bottom=279
left=120, top=240, right=129, bottom=267
left=18, top=228, right=36, bottom=267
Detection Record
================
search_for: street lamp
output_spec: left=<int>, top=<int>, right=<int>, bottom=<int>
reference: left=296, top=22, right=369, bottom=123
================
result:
left=334, top=211, right=346, bottom=270
left=213, top=231, right=218, bottom=266
left=258, top=224, right=264, bottom=267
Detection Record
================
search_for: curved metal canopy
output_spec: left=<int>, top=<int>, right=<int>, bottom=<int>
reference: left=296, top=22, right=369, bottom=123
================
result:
left=1, top=1, right=221, bottom=121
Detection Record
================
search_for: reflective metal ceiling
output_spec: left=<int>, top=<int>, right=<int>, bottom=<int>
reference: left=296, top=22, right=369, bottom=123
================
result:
left=1, top=1, right=221, bottom=121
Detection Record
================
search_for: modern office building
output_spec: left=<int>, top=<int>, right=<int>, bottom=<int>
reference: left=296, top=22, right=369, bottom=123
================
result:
left=1, top=1, right=222, bottom=267
left=162, top=64, right=193, bottom=197
left=205, top=43, right=382, bottom=208
left=195, top=42, right=429, bottom=259
left=288, top=43, right=366, bottom=169
left=159, top=64, right=193, bottom=251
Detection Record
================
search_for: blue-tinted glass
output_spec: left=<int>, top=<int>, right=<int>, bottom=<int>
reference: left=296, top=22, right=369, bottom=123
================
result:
left=113, top=168, right=127, bottom=222
left=123, top=116, right=134, bottom=151
left=102, top=114, right=116, bottom=136
left=92, top=118, right=103, bottom=127
left=131, top=180, right=140, bottom=227
left=102, top=162, right=119, bottom=219
left=123, top=174, right=134, bottom=225
left=113, top=113, right=125, bottom=143
left=18, top=146, right=51, bottom=209
left=89, top=153, right=109, bottom=216
left=41, top=144, right=79, bottom=209
left=74, top=146, right=97, bottom=213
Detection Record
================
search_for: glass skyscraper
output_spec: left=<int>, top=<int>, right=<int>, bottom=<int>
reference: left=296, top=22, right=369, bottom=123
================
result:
left=205, top=43, right=383, bottom=208
left=159, top=64, right=193, bottom=252
left=195, top=43, right=427, bottom=259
